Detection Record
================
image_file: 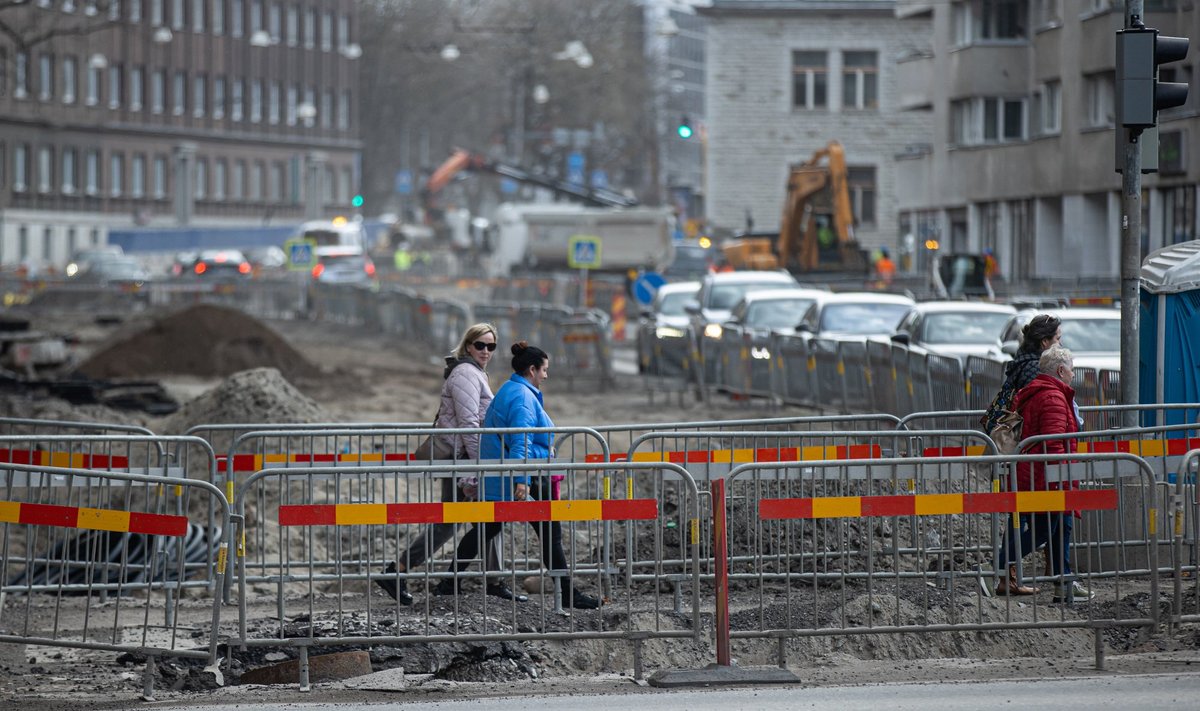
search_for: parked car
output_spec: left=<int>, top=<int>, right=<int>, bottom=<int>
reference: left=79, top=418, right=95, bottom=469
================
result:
left=796, top=292, right=917, bottom=338
left=992, top=307, right=1121, bottom=371
left=635, top=280, right=700, bottom=375
left=684, top=270, right=799, bottom=382
left=66, top=245, right=125, bottom=278
left=174, top=249, right=253, bottom=279
left=311, top=246, right=377, bottom=286
left=714, top=287, right=829, bottom=392
left=77, top=255, right=150, bottom=286
left=891, top=301, right=1017, bottom=362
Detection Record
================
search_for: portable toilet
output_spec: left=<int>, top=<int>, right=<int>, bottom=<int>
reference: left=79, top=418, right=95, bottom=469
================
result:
left=1139, top=240, right=1200, bottom=428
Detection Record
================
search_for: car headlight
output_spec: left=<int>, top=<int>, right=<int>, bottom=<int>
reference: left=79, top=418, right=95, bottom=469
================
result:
left=655, top=326, right=685, bottom=339
left=751, top=346, right=771, bottom=360
left=65, top=263, right=79, bottom=277
left=704, top=323, right=723, bottom=339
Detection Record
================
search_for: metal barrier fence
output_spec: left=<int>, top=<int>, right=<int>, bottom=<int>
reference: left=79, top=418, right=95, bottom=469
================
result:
left=719, top=451, right=1164, bottom=667
left=230, top=460, right=702, bottom=688
left=0, top=461, right=231, bottom=688
left=1174, top=448, right=1200, bottom=624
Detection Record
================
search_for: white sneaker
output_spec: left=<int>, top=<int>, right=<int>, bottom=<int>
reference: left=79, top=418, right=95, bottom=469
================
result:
left=1052, top=580, right=1094, bottom=603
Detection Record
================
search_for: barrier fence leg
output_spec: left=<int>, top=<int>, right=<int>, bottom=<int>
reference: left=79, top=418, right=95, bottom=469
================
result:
left=141, top=655, right=156, bottom=702
left=713, top=479, right=731, bottom=667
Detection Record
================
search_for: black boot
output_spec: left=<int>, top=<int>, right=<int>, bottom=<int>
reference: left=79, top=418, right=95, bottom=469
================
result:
left=561, top=581, right=601, bottom=609
left=375, top=563, right=413, bottom=605
left=433, top=577, right=459, bottom=596
left=486, top=582, right=529, bottom=602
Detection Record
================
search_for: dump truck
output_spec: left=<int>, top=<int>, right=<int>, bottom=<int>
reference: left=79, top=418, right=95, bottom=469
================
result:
left=722, top=141, right=869, bottom=275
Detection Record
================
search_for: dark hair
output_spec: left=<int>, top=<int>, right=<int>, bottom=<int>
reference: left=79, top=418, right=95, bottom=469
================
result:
left=510, top=341, right=549, bottom=375
left=1018, top=314, right=1061, bottom=355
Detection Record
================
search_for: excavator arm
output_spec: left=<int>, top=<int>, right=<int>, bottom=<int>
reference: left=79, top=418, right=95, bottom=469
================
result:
left=777, top=141, right=861, bottom=272
left=423, top=148, right=638, bottom=208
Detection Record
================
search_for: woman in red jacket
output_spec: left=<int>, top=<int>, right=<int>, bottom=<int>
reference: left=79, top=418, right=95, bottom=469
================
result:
left=993, top=345, right=1094, bottom=603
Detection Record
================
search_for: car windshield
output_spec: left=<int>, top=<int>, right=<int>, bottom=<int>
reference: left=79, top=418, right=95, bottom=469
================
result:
left=658, top=291, right=696, bottom=316
left=819, top=303, right=912, bottom=335
left=709, top=282, right=787, bottom=310
left=1061, top=318, right=1120, bottom=352
left=745, top=298, right=817, bottom=329
left=923, top=312, right=1013, bottom=345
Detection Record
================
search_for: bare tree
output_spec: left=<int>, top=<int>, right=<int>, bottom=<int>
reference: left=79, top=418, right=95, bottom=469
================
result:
left=0, top=0, right=119, bottom=52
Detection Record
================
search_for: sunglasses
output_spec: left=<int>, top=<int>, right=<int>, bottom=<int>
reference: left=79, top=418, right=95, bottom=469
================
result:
left=472, top=341, right=497, bottom=352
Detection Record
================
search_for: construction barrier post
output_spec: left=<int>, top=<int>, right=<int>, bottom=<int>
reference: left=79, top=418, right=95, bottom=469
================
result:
left=713, top=478, right=731, bottom=666
left=612, top=292, right=627, bottom=343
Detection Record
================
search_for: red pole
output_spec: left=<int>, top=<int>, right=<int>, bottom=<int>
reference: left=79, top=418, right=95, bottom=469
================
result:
left=712, top=478, right=731, bottom=666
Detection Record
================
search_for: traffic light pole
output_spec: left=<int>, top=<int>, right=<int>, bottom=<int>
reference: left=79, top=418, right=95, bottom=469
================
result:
left=1119, top=3, right=1144, bottom=427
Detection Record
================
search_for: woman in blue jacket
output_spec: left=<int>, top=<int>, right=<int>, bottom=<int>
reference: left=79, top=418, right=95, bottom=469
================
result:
left=437, top=342, right=601, bottom=609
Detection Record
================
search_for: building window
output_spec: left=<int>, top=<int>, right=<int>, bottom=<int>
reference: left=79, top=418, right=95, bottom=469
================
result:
left=231, top=78, right=243, bottom=121
left=950, top=97, right=1026, bottom=145
left=230, top=0, right=243, bottom=37
left=214, top=159, right=226, bottom=200
left=1083, top=71, right=1115, bottom=128
left=62, top=56, right=77, bottom=103
left=841, top=51, right=878, bottom=110
left=15, top=51, right=28, bottom=98
left=337, top=90, right=349, bottom=130
left=67, top=227, right=77, bottom=255
left=847, top=166, right=876, bottom=226
left=106, top=0, right=119, bottom=20
left=302, top=86, right=314, bottom=126
left=153, top=155, right=167, bottom=198
left=37, top=146, right=52, bottom=193
left=85, top=149, right=99, bottom=195
left=250, top=0, right=261, bottom=32
left=303, top=8, right=314, bottom=49
left=337, top=14, right=348, bottom=50
left=195, top=158, right=207, bottom=199
left=38, top=53, right=53, bottom=101
left=212, top=0, right=223, bottom=34
left=129, top=0, right=140, bottom=22
left=193, top=73, right=206, bottom=117
left=320, top=11, right=331, bottom=52
left=250, top=79, right=262, bottom=122
left=173, top=70, right=186, bottom=115
left=151, top=69, right=165, bottom=113
left=212, top=75, right=225, bottom=119
left=268, top=2, right=280, bottom=40
left=108, top=63, right=122, bottom=109
left=250, top=161, right=262, bottom=200
left=62, top=148, right=77, bottom=194
left=268, top=81, right=279, bottom=124
left=129, top=65, right=143, bottom=111
left=14, top=144, right=29, bottom=192
left=269, top=162, right=283, bottom=200
left=193, top=0, right=205, bottom=31
left=340, top=167, right=352, bottom=207
left=1162, top=185, right=1196, bottom=245
left=109, top=153, right=124, bottom=196
left=953, top=0, right=1027, bottom=45
left=86, top=64, right=101, bottom=105
left=286, top=5, right=298, bottom=46
left=171, top=0, right=183, bottom=30
left=17, top=227, right=27, bottom=260
left=151, top=0, right=163, bottom=26
left=1036, top=80, right=1061, bottom=135
left=285, top=84, right=296, bottom=125
left=131, top=154, right=146, bottom=198
left=232, top=159, right=245, bottom=199
left=791, top=50, right=827, bottom=110
left=1031, top=0, right=1060, bottom=28
left=320, top=89, right=332, bottom=128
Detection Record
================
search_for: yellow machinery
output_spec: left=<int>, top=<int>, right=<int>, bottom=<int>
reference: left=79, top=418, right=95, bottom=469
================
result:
left=722, top=141, right=867, bottom=273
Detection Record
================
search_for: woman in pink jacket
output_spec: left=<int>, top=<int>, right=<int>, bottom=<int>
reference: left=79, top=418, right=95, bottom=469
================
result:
left=376, top=323, right=527, bottom=605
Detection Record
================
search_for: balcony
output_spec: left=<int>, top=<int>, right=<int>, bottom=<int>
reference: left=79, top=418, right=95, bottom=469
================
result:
left=896, top=51, right=934, bottom=110
left=895, top=0, right=934, bottom=18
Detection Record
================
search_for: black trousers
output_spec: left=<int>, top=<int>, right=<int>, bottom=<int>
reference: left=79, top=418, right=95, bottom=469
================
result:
left=450, top=478, right=567, bottom=574
left=400, top=476, right=501, bottom=572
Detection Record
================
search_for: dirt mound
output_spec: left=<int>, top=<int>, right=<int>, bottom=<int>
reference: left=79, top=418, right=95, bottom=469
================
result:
left=75, top=304, right=320, bottom=381
left=159, top=368, right=330, bottom=440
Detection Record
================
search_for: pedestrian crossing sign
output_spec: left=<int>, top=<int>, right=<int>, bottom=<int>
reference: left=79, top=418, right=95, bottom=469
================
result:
left=284, top=238, right=318, bottom=271
left=568, top=235, right=602, bottom=269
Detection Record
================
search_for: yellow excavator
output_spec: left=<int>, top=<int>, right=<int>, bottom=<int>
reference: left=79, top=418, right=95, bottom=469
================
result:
left=722, top=141, right=868, bottom=273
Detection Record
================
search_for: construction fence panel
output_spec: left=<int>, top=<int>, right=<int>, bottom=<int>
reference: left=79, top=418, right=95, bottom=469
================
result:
left=837, top=340, right=871, bottom=413
left=865, top=340, right=897, bottom=415
left=891, top=343, right=916, bottom=417
left=809, top=338, right=845, bottom=414
left=1174, top=449, right=1200, bottom=623
left=965, top=356, right=1006, bottom=412
left=722, top=451, right=1165, bottom=660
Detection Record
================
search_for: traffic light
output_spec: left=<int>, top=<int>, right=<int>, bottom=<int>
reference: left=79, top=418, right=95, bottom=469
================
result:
left=676, top=115, right=693, bottom=139
left=351, top=194, right=364, bottom=208
left=1117, top=26, right=1189, bottom=128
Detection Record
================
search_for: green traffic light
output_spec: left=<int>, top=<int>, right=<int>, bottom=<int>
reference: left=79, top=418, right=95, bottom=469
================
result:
left=351, top=194, right=364, bottom=208
left=677, top=124, right=693, bottom=139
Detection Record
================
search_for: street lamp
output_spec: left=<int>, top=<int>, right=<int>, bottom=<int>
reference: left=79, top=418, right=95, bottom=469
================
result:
left=153, top=27, right=172, bottom=44
left=250, top=30, right=274, bottom=48
left=340, top=42, right=362, bottom=60
left=87, top=53, right=107, bottom=69
left=532, top=83, right=550, bottom=105
left=439, top=44, right=461, bottom=62
left=297, top=101, right=316, bottom=127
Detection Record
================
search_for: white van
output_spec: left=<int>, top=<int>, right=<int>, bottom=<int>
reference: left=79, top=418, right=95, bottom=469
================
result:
left=295, top=220, right=366, bottom=250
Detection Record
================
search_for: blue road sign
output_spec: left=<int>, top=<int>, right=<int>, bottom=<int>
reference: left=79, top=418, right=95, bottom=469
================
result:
left=633, top=271, right=667, bottom=305
left=566, top=152, right=586, bottom=187
left=568, top=235, right=602, bottom=269
left=500, top=177, right=519, bottom=194
left=591, top=169, right=608, bottom=190
left=394, top=169, right=413, bottom=195
left=284, top=238, right=318, bottom=271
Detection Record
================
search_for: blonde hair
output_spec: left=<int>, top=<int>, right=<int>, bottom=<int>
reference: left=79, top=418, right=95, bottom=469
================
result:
left=1038, top=345, right=1073, bottom=376
left=453, top=322, right=498, bottom=359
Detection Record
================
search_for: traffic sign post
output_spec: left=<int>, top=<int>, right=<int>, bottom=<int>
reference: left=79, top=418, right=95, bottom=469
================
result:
left=568, top=235, right=603, bottom=308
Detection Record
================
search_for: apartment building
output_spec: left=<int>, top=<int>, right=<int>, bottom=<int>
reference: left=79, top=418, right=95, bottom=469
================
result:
left=0, top=0, right=360, bottom=269
left=894, top=0, right=1200, bottom=282
left=698, top=0, right=933, bottom=253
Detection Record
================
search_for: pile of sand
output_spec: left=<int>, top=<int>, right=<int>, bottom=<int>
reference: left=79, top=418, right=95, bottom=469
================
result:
left=159, top=368, right=330, bottom=439
left=75, top=304, right=321, bottom=381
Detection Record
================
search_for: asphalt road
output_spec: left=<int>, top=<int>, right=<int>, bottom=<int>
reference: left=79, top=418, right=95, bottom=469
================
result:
left=154, top=672, right=1200, bottom=711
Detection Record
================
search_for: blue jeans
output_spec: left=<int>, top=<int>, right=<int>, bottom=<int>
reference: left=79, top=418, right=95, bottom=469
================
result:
left=997, top=511, right=1074, bottom=578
